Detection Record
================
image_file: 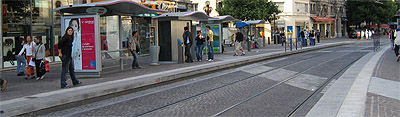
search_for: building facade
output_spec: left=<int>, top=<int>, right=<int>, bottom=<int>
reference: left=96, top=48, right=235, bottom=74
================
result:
left=271, top=0, right=346, bottom=40
left=0, top=0, right=199, bottom=69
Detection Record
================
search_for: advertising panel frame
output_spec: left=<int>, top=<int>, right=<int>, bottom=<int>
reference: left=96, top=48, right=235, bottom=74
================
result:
left=61, top=15, right=101, bottom=74
left=202, top=24, right=222, bottom=53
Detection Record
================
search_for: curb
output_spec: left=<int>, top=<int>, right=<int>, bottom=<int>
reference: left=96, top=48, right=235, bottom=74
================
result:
left=306, top=45, right=388, bottom=117
left=0, top=41, right=354, bottom=116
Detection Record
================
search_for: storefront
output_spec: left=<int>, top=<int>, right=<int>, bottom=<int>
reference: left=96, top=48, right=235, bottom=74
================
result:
left=0, top=0, right=165, bottom=70
left=311, top=17, right=335, bottom=39
left=1, top=0, right=77, bottom=69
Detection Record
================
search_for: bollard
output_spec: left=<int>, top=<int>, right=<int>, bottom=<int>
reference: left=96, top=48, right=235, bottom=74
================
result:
left=263, top=37, right=266, bottom=47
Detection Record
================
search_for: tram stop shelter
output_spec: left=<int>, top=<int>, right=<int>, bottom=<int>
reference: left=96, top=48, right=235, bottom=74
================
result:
left=154, top=11, right=209, bottom=63
left=235, top=20, right=266, bottom=51
left=53, top=0, right=166, bottom=77
left=207, top=15, right=240, bottom=52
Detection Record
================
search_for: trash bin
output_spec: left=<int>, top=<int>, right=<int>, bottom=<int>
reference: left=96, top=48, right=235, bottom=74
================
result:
left=150, top=45, right=160, bottom=65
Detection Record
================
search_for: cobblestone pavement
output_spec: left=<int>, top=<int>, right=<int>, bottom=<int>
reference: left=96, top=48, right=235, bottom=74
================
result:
left=43, top=40, right=374, bottom=116
left=0, top=37, right=360, bottom=101
left=365, top=47, right=400, bottom=117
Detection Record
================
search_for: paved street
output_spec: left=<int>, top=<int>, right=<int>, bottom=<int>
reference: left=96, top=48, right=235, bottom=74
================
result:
left=0, top=38, right=353, bottom=101
left=42, top=40, right=373, bottom=116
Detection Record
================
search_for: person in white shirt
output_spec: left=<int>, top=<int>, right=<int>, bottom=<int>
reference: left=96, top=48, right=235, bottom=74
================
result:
left=18, top=36, right=35, bottom=79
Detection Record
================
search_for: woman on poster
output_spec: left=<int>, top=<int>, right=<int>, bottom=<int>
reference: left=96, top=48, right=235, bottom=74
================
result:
left=69, top=18, right=82, bottom=70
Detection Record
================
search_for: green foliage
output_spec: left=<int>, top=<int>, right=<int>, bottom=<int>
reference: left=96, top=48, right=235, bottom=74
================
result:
left=346, top=0, right=397, bottom=26
left=216, top=0, right=281, bottom=22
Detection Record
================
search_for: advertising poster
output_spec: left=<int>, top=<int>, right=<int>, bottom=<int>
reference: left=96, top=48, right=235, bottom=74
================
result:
left=64, top=17, right=96, bottom=70
left=202, top=25, right=221, bottom=53
left=80, top=18, right=96, bottom=70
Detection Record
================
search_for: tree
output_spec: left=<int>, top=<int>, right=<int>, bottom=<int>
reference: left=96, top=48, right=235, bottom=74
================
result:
left=216, top=0, right=281, bottom=22
left=346, top=0, right=397, bottom=29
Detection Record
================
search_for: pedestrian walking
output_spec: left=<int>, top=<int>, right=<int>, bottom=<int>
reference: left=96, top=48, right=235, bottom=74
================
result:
left=316, top=30, right=321, bottom=43
left=300, top=29, right=306, bottom=47
left=326, top=30, right=329, bottom=38
left=183, top=27, right=193, bottom=63
left=234, top=28, right=245, bottom=56
left=33, top=37, right=46, bottom=80
left=19, top=36, right=35, bottom=80
left=58, top=27, right=82, bottom=88
left=195, top=31, right=205, bottom=61
left=0, top=78, right=7, bottom=91
left=129, top=31, right=141, bottom=69
left=15, top=37, right=26, bottom=76
left=206, top=26, right=214, bottom=62
left=390, top=29, right=395, bottom=50
left=309, top=30, right=315, bottom=46
left=395, top=29, right=400, bottom=62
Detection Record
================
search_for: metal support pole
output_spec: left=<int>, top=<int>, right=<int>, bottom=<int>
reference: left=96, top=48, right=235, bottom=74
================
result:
left=118, top=15, right=124, bottom=70
left=296, top=39, right=298, bottom=50
left=0, top=1, right=3, bottom=69
left=263, top=37, right=265, bottom=47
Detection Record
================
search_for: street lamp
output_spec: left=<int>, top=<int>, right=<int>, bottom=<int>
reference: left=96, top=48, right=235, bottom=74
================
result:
left=203, top=1, right=213, bottom=16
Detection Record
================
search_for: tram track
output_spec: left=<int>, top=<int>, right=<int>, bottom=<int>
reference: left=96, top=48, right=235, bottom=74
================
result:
left=62, top=49, right=332, bottom=117
left=48, top=44, right=373, bottom=117
left=211, top=51, right=361, bottom=117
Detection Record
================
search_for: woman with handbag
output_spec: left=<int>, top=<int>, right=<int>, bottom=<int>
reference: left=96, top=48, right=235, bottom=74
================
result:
left=18, top=36, right=35, bottom=80
left=33, top=37, right=46, bottom=80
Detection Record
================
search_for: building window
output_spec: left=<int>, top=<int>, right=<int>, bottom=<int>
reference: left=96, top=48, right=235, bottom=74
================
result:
left=296, top=3, right=308, bottom=13
left=305, top=4, right=308, bottom=13
left=275, top=2, right=284, bottom=12
left=193, top=4, right=198, bottom=11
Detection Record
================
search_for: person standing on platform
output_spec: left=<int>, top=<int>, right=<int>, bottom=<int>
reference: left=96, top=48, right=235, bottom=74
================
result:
left=59, top=27, right=82, bottom=88
left=309, top=30, right=315, bottom=46
left=129, top=31, right=141, bottom=69
left=316, top=30, right=321, bottom=43
left=195, top=31, right=205, bottom=61
left=206, top=26, right=214, bottom=62
left=300, top=29, right=306, bottom=47
left=280, top=30, right=286, bottom=46
left=183, top=27, right=193, bottom=63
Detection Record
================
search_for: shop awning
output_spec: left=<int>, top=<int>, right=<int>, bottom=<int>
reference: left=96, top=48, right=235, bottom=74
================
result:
left=235, top=22, right=249, bottom=28
left=366, top=25, right=389, bottom=28
left=311, top=17, right=335, bottom=22
left=53, top=0, right=167, bottom=16
left=154, top=11, right=209, bottom=21
left=235, top=20, right=265, bottom=28
left=245, top=20, right=265, bottom=24
left=208, top=15, right=241, bottom=23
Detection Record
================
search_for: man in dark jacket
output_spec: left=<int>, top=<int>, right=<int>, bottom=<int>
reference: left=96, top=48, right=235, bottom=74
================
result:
left=15, top=37, right=26, bottom=76
left=183, top=27, right=193, bottom=63
left=300, top=29, right=306, bottom=47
